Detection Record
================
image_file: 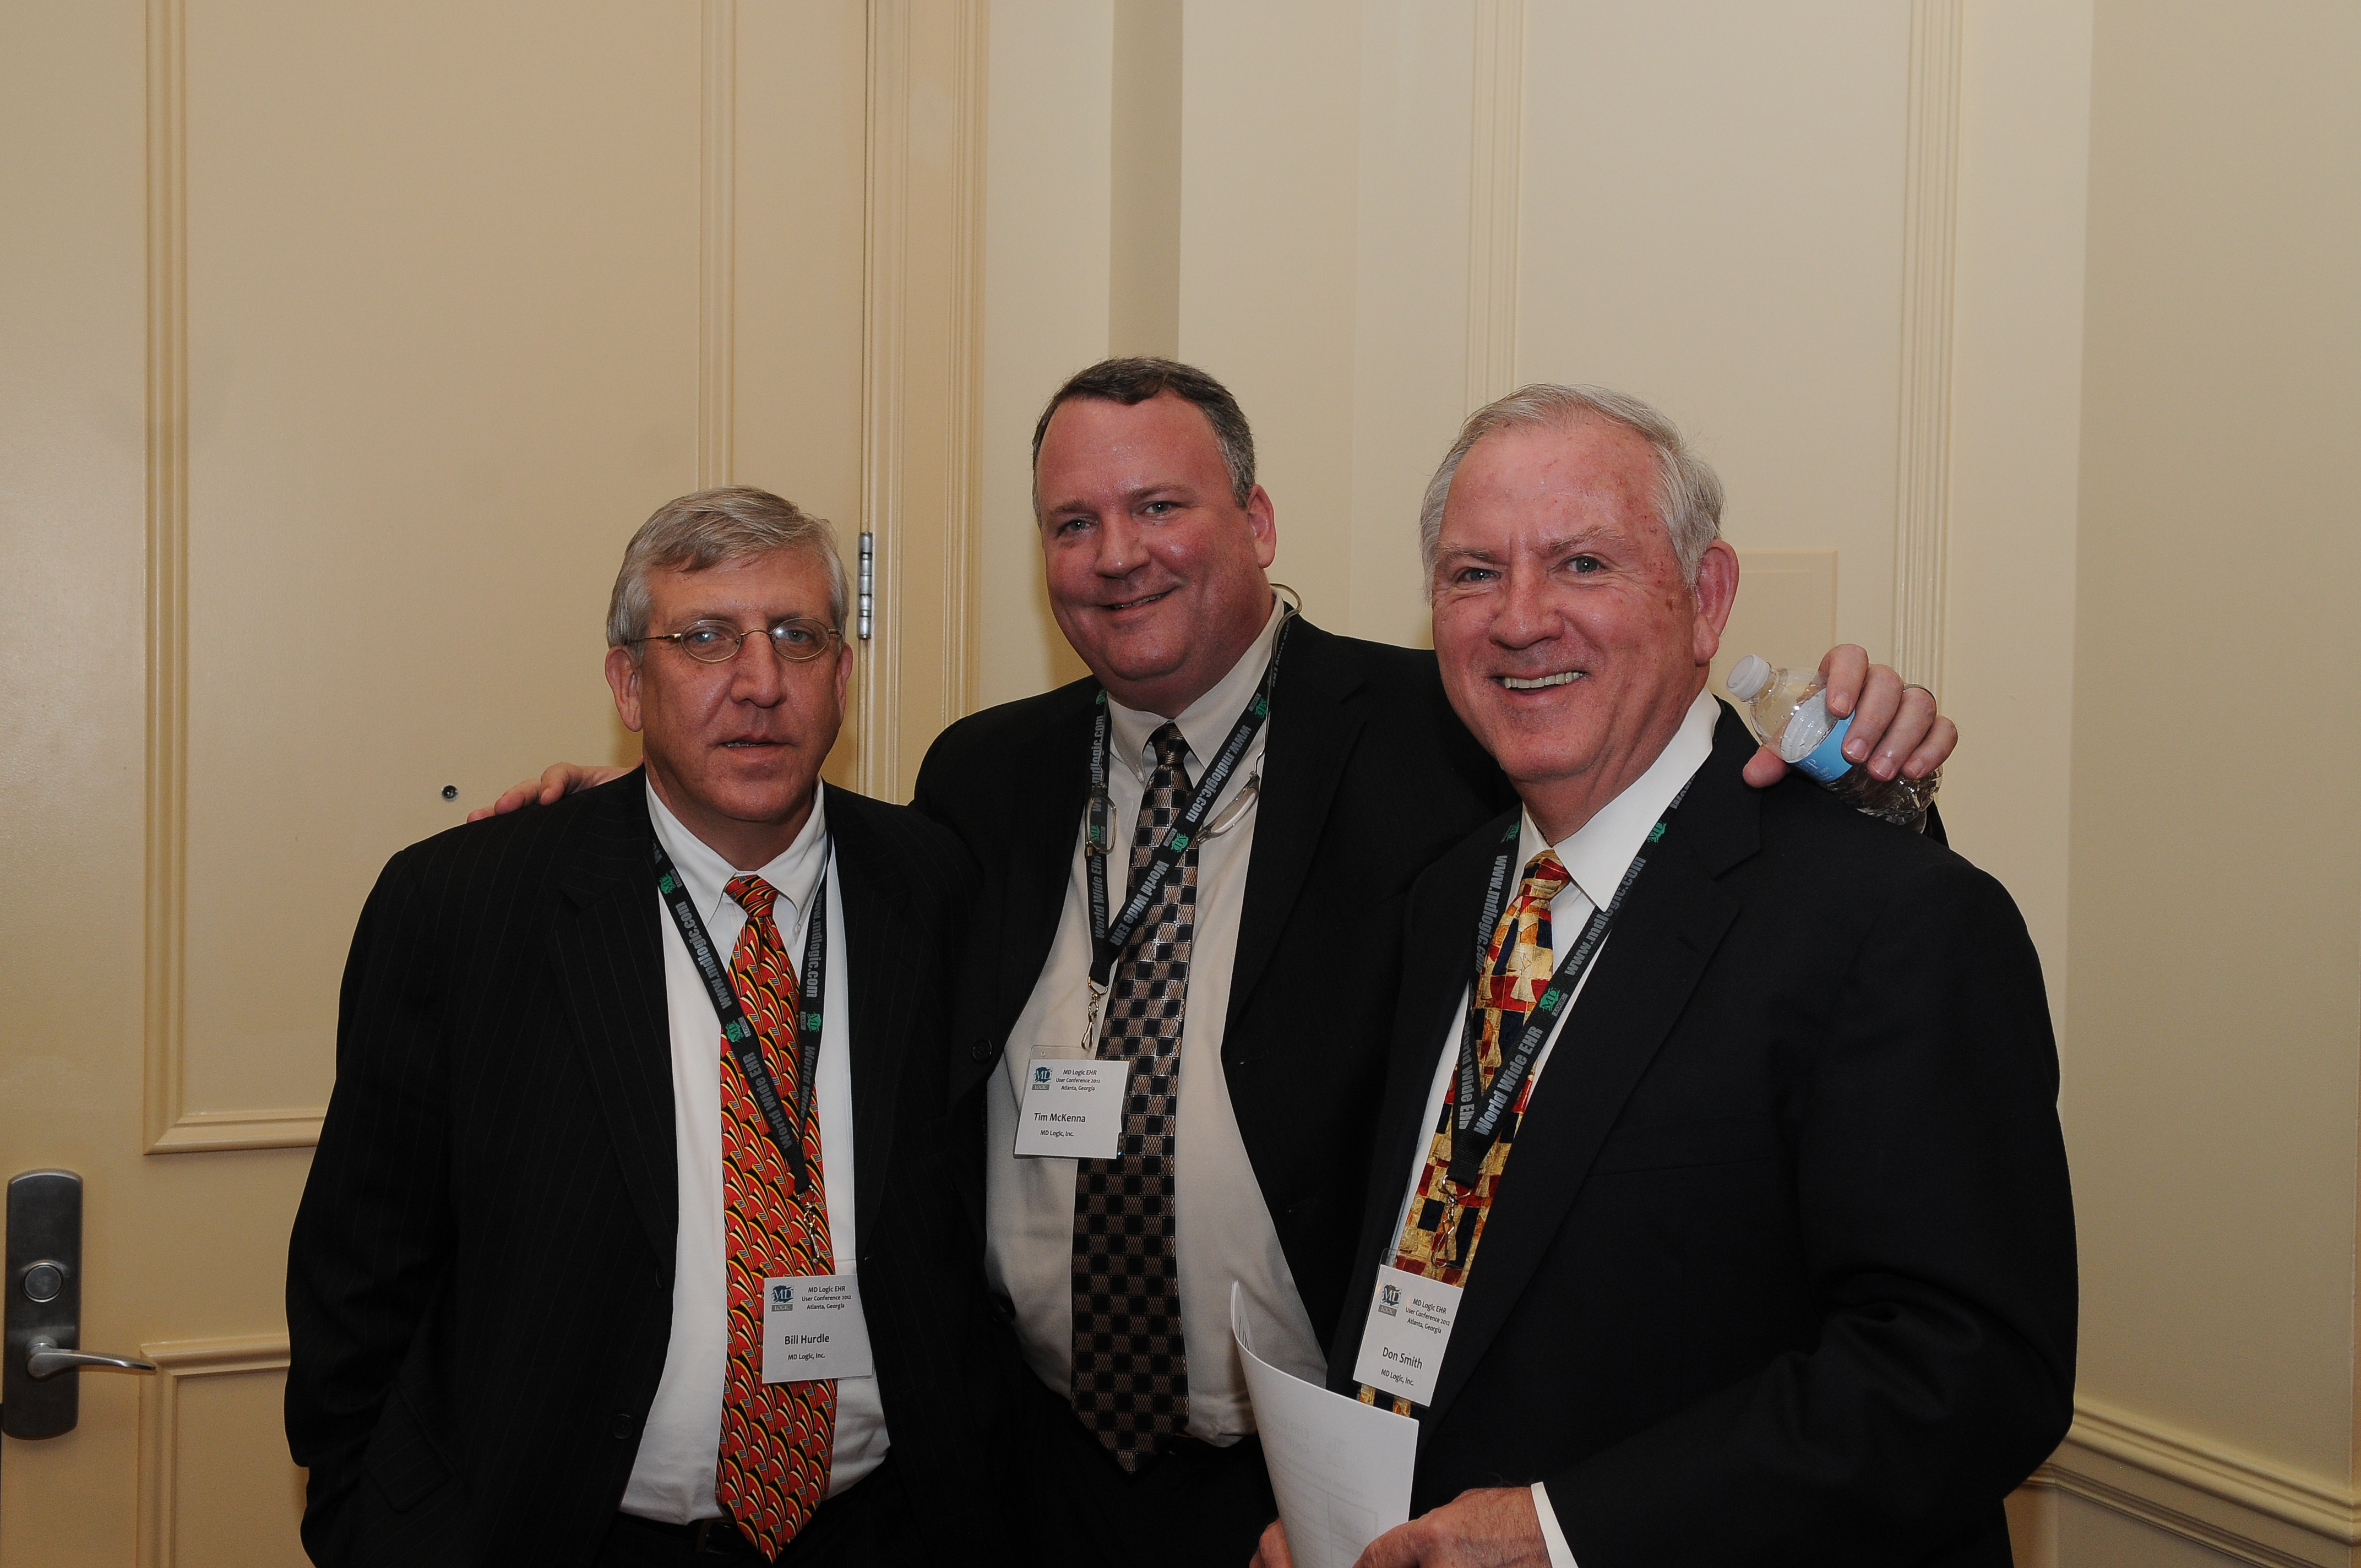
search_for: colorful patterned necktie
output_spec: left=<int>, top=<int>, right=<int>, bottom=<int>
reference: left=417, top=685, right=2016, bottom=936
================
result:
left=1071, top=722, right=1197, bottom=1470
left=1361, top=850, right=1572, bottom=1414
left=715, top=874, right=834, bottom=1557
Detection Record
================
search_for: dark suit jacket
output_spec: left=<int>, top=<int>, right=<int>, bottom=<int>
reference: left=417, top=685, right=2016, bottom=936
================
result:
left=1328, top=704, right=2075, bottom=1567
left=285, top=772, right=1002, bottom=1567
left=913, top=617, right=1516, bottom=1343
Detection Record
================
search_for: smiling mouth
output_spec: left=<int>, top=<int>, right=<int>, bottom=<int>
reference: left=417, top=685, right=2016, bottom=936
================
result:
left=721, top=739, right=785, bottom=749
left=1102, top=589, right=1174, bottom=613
left=1498, top=671, right=1582, bottom=690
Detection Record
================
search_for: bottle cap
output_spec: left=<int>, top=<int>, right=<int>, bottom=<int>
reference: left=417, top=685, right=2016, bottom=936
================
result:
left=1726, top=654, right=1772, bottom=700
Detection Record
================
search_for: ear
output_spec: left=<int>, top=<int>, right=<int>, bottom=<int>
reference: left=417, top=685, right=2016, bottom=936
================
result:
left=605, top=645, right=646, bottom=733
left=830, top=638, right=853, bottom=717
left=1689, top=540, right=1740, bottom=666
left=1245, top=484, right=1278, bottom=570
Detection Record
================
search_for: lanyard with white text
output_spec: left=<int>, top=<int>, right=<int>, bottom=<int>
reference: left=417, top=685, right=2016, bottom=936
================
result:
left=653, top=838, right=830, bottom=1193
left=1445, top=783, right=1688, bottom=1193
left=1084, top=610, right=1296, bottom=975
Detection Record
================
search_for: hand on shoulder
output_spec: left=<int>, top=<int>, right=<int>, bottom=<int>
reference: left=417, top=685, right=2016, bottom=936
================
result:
left=467, top=762, right=629, bottom=821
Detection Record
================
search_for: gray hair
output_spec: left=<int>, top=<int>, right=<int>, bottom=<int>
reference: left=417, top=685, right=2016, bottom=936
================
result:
left=1418, top=384, right=1724, bottom=591
left=606, top=486, right=850, bottom=655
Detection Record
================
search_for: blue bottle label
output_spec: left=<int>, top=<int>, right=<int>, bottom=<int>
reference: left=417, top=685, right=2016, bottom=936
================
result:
left=1795, top=715, right=1855, bottom=783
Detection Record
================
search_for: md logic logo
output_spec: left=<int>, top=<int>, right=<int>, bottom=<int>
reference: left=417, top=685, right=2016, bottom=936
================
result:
left=771, top=1283, right=793, bottom=1306
left=1033, top=1065, right=1052, bottom=1085
left=1378, top=1282, right=1401, bottom=1317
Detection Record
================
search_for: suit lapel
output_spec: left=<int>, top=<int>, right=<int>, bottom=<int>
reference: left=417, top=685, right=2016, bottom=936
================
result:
left=1226, top=620, right=1367, bottom=1038
left=829, top=794, right=915, bottom=1248
left=1421, top=710, right=1762, bottom=1428
left=548, top=772, right=678, bottom=1284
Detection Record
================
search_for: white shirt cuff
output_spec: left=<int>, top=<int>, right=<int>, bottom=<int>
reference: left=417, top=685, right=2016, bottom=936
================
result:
left=1532, top=1480, right=1579, bottom=1568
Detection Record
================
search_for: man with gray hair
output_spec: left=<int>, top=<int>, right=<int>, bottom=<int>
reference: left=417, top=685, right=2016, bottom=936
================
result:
left=287, top=487, right=1008, bottom=1566
left=1255, top=389, right=2074, bottom=1567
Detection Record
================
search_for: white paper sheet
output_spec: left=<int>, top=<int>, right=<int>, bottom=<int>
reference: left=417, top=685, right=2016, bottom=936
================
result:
left=1232, top=1282, right=1418, bottom=1568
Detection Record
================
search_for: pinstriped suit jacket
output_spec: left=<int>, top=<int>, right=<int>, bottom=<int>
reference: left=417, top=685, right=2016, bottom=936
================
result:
left=285, top=772, right=1004, bottom=1567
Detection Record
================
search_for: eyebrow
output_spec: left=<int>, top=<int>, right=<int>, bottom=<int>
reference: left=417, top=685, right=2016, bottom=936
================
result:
left=1040, top=482, right=1199, bottom=517
left=663, top=608, right=820, bottom=630
left=1437, top=526, right=1623, bottom=566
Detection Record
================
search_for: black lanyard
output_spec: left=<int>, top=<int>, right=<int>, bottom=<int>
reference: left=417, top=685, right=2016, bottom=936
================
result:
left=654, top=837, right=830, bottom=1194
left=1084, top=611, right=1296, bottom=974
left=1445, top=783, right=1688, bottom=1193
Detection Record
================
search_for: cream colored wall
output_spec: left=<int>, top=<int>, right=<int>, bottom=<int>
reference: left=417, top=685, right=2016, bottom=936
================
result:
left=1938, top=0, right=2093, bottom=1005
left=976, top=1, right=1107, bottom=706
left=1515, top=3, right=1911, bottom=657
left=2060, top=0, right=2361, bottom=1553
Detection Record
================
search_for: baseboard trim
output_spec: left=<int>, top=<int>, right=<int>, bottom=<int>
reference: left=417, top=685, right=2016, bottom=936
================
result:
left=2028, top=1397, right=2358, bottom=1567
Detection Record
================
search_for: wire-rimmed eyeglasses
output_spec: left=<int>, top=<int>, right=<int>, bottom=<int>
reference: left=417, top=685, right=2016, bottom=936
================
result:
left=631, top=617, right=842, bottom=664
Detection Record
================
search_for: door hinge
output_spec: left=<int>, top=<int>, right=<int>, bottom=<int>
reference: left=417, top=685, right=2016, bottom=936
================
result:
left=857, top=531, right=874, bottom=642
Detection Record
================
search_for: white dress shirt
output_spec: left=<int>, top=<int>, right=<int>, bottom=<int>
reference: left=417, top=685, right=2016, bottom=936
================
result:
left=621, top=781, right=889, bottom=1521
left=1380, top=688, right=1718, bottom=1568
left=986, top=598, right=1325, bottom=1444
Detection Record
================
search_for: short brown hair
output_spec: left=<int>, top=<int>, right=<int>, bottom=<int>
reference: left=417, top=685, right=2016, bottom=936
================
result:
left=1029, top=357, right=1258, bottom=509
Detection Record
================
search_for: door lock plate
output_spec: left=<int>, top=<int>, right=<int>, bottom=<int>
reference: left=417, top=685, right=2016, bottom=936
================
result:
left=6, top=1170, right=87, bottom=1439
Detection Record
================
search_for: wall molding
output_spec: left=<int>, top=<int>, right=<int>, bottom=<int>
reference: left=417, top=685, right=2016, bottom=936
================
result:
left=1890, top=0, right=1960, bottom=687
left=2026, top=1398, right=2360, bottom=1568
left=857, top=0, right=912, bottom=798
left=945, top=0, right=985, bottom=724
left=1462, top=0, right=1524, bottom=413
left=136, top=1333, right=293, bottom=1568
left=699, top=0, right=737, bottom=488
left=142, top=0, right=322, bottom=1155
left=856, top=0, right=986, bottom=799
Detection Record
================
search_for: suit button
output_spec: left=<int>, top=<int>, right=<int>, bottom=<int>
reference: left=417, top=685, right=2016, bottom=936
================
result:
left=611, top=1412, right=637, bottom=1440
left=969, top=1038, right=997, bottom=1064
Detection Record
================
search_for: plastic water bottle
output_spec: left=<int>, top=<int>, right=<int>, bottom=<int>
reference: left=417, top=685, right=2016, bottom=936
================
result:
left=1724, top=654, right=1938, bottom=832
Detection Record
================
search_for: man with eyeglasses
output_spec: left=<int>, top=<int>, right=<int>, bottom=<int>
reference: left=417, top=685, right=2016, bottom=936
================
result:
left=286, top=488, right=1009, bottom=1566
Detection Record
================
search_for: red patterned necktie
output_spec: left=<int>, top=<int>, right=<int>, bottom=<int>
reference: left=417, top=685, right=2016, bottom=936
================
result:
left=715, top=874, right=834, bottom=1556
left=1361, top=850, right=1571, bottom=1414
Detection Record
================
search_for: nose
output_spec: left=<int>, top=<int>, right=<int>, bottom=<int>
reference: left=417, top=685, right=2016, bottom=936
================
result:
left=1092, top=510, right=1146, bottom=580
left=1492, top=557, right=1560, bottom=649
left=726, top=631, right=788, bottom=704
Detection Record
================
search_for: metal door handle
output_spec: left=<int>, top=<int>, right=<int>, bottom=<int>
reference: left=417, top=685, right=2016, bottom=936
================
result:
left=25, top=1336, right=155, bottom=1379
left=6, top=1169, right=159, bottom=1439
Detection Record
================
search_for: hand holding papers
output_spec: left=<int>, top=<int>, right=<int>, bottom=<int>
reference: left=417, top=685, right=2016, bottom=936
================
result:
left=1232, top=1282, right=1418, bottom=1568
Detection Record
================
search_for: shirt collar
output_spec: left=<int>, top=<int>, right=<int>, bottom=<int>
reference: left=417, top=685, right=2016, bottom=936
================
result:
left=1518, top=687, right=1721, bottom=907
left=1105, top=595, right=1288, bottom=785
left=646, top=776, right=831, bottom=932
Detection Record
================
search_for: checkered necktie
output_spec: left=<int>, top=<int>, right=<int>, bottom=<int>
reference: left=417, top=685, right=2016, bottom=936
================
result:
left=715, top=874, right=834, bottom=1556
left=1361, top=850, right=1571, bottom=1414
left=1070, top=722, right=1198, bottom=1469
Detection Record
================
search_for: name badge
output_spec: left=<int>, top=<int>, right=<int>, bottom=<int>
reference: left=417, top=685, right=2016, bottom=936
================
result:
left=1350, top=1265, right=1464, bottom=1409
left=1011, top=1057, right=1129, bottom=1159
left=760, top=1273, right=875, bottom=1384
